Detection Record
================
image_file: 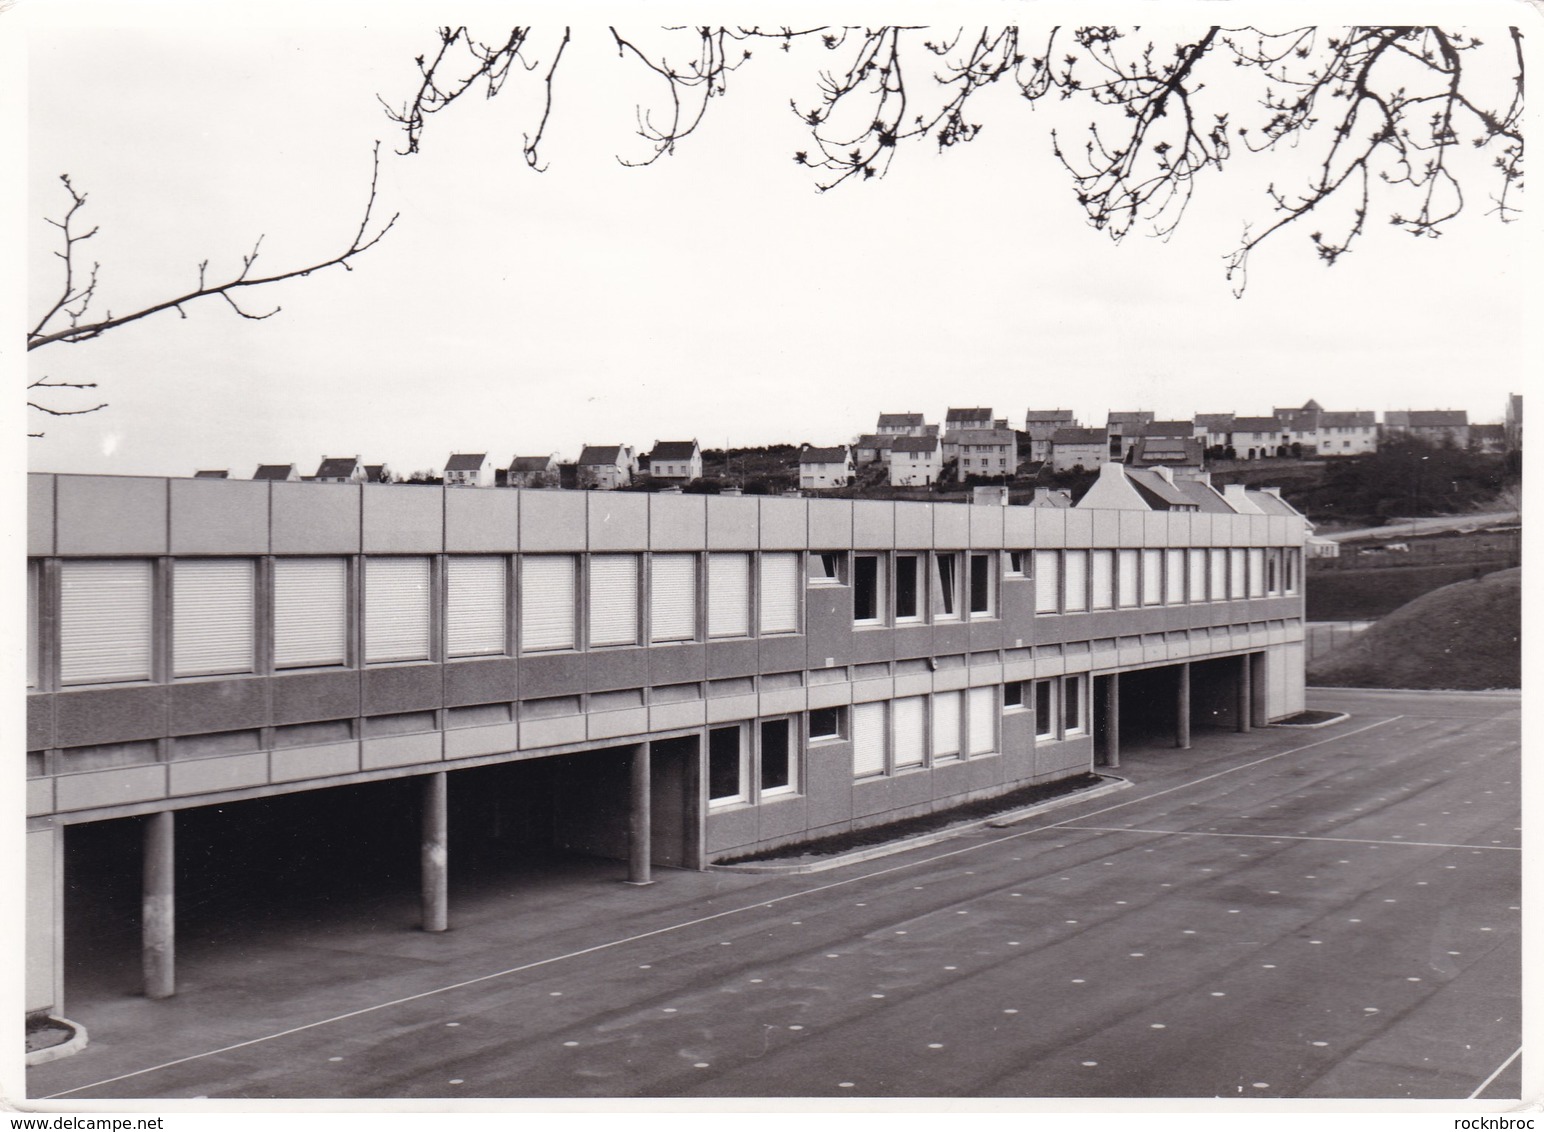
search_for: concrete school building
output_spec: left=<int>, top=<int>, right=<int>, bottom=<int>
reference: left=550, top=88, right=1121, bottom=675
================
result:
left=23, top=473, right=1308, bottom=1020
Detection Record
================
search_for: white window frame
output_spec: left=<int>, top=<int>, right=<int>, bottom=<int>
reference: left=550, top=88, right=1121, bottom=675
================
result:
left=758, top=552, right=802, bottom=635
left=708, top=722, right=750, bottom=806
left=968, top=552, right=997, bottom=619
left=758, top=716, right=798, bottom=798
left=446, top=555, right=509, bottom=658
left=1064, top=550, right=1089, bottom=612
left=852, top=553, right=886, bottom=626
left=894, top=553, right=924, bottom=623
left=1063, top=674, right=1086, bottom=736
left=364, top=556, right=432, bottom=665
left=520, top=554, right=578, bottom=652
left=650, top=553, right=698, bottom=643
left=173, top=558, right=257, bottom=678
left=59, top=558, right=154, bottom=686
left=1034, top=550, right=1060, bottom=614
left=588, top=553, right=641, bottom=647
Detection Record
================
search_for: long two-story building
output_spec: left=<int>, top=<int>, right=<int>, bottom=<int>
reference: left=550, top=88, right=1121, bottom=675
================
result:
left=24, top=473, right=1307, bottom=1029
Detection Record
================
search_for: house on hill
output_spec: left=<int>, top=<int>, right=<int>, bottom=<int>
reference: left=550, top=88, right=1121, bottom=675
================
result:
left=508, top=455, right=558, bottom=488
left=1023, top=409, right=1077, bottom=462
left=799, top=445, right=853, bottom=490
left=853, top=434, right=895, bottom=466
left=577, top=445, right=637, bottom=490
left=444, top=453, right=495, bottom=487
left=955, top=429, right=1017, bottom=482
left=1106, top=411, right=1155, bottom=460
left=1050, top=427, right=1108, bottom=473
left=1384, top=409, right=1470, bottom=448
left=1127, top=435, right=1205, bottom=477
left=252, top=464, right=299, bottom=482
left=889, top=435, right=941, bottom=487
left=875, top=412, right=927, bottom=437
left=310, top=456, right=366, bottom=484
left=648, top=440, right=703, bottom=483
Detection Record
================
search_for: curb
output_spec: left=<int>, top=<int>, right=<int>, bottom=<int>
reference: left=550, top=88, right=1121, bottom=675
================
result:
left=1269, top=711, right=1351, bottom=730
left=25, top=1017, right=88, bottom=1066
left=709, top=774, right=1133, bottom=876
left=1307, top=686, right=1521, bottom=697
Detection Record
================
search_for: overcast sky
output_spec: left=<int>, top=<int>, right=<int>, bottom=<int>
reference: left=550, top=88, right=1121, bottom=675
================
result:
left=20, top=3, right=1538, bottom=479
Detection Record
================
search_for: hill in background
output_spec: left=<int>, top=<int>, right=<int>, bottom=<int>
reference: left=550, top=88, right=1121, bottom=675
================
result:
left=1308, top=568, right=1520, bottom=691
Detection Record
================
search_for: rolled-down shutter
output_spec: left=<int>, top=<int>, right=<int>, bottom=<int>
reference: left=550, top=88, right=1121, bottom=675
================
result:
left=174, top=559, right=255, bottom=677
left=932, top=690, right=961, bottom=757
left=852, top=700, right=886, bottom=777
left=650, top=554, right=696, bottom=642
left=1064, top=550, right=1089, bottom=612
left=522, top=556, right=576, bottom=650
left=1188, top=549, right=1206, bottom=603
left=588, top=554, right=638, bottom=647
left=1209, top=549, right=1227, bottom=601
left=1165, top=549, right=1186, bottom=604
left=1229, top=549, right=1247, bottom=599
left=274, top=557, right=348, bottom=668
left=1248, top=548, right=1266, bottom=597
left=1118, top=549, right=1140, bottom=608
left=968, top=686, right=996, bottom=754
left=60, top=559, right=153, bottom=685
left=758, top=552, right=800, bottom=634
left=366, top=557, right=431, bottom=663
left=708, top=553, right=750, bottom=637
left=447, top=556, right=506, bottom=656
left=1034, top=550, right=1060, bottom=613
left=892, top=696, right=925, bottom=768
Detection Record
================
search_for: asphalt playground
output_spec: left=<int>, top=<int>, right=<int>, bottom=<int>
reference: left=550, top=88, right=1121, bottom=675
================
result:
left=27, top=688, right=1522, bottom=1103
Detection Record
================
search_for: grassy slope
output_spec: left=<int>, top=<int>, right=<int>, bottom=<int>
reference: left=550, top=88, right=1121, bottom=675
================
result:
left=1308, top=568, right=1520, bottom=690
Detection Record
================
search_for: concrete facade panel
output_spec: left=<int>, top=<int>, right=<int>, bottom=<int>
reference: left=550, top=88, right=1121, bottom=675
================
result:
left=56, top=476, right=167, bottom=556
left=933, top=504, right=969, bottom=549
left=706, top=694, right=758, bottom=725
left=757, top=498, right=808, bottom=550
left=706, top=804, right=759, bottom=853
left=1003, top=506, right=1034, bottom=549
left=757, top=634, right=806, bottom=675
left=170, top=479, right=269, bottom=555
left=848, top=629, right=894, bottom=665
left=443, top=658, right=518, bottom=708
left=362, top=663, right=443, bottom=715
left=518, top=652, right=586, bottom=700
left=930, top=759, right=973, bottom=800
left=851, top=776, right=894, bottom=819
left=443, top=722, right=519, bottom=761
left=707, top=495, right=760, bottom=550
left=1036, top=737, right=1092, bottom=777
left=270, top=741, right=360, bottom=782
left=893, top=625, right=935, bottom=661
left=1063, top=508, right=1094, bottom=547
left=804, top=587, right=852, bottom=667
left=1033, top=506, right=1067, bottom=547
left=895, top=502, right=932, bottom=547
left=649, top=700, right=705, bottom=731
left=270, top=670, right=360, bottom=725
left=648, top=643, right=706, bottom=687
left=932, top=622, right=969, bottom=656
left=807, top=499, right=853, bottom=549
left=27, top=779, right=54, bottom=817
left=29, top=475, right=55, bottom=556
left=519, top=715, right=587, bottom=750
left=27, top=696, right=53, bottom=751
left=806, top=681, right=853, bottom=710
left=852, top=501, right=894, bottom=549
left=932, top=667, right=969, bottom=693
left=969, top=753, right=1004, bottom=790
left=518, top=490, right=588, bottom=552
left=55, top=686, right=167, bottom=747
left=168, top=677, right=269, bottom=735
left=756, top=794, right=810, bottom=843
left=270, top=483, right=360, bottom=554
left=1119, top=509, right=1146, bottom=547
left=587, top=492, right=648, bottom=551
left=804, top=743, right=853, bottom=827
left=705, top=639, right=758, bottom=679
left=1142, top=511, right=1169, bottom=547
left=361, top=731, right=442, bottom=770
left=648, top=494, right=707, bottom=551
left=445, top=488, right=520, bottom=552
left=759, top=688, right=807, bottom=718
left=362, top=486, right=443, bottom=554
left=968, top=619, right=1003, bottom=651
left=55, top=764, right=167, bottom=812
left=26, top=829, right=58, bottom=1013
left=968, top=663, right=1004, bottom=687
left=586, top=648, right=650, bottom=693
left=1091, top=509, right=1120, bottom=548
left=169, top=752, right=269, bottom=796
left=588, top=707, right=649, bottom=742
left=969, top=505, right=1004, bottom=549
left=893, top=673, right=931, bottom=698
left=851, top=678, right=895, bottom=704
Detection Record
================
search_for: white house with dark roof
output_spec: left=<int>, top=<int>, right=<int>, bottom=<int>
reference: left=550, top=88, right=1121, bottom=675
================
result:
left=577, top=445, right=636, bottom=489
left=1050, top=427, right=1109, bottom=473
left=954, top=428, right=1017, bottom=482
left=945, top=407, right=999, bottom=433
left=310, top=456, right=366, bottom=484
left=648, top=440, right=702, bottom=483
left=853, top=434, right=895, bottom=466
left=1106, top=411, right=1155, bottom=459
left=444, top=453, right=495, bottom=487
left=798, top=445, right=853, bottom=490
left=888, top=435, right=941, bottom=486
left=1384, top=409, right=1470, bottom=448
left=252, top=463, right=300, bottom=482
left=1023, top=409, right=1077, bottom=462
left=507, top=454, right=558, bottom=488
left=875, top=412, right=927, bottom=437
left=1128, top=435, right=1205, bottom=477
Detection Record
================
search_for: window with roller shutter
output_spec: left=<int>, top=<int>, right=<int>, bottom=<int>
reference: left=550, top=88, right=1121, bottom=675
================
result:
left=708, top=553, right=751, bottom=638
left=968, top=686, right=995, bottom=754
left=1091, top=550, right=1114, bottom=609
left=589, top=554, right=639, bottom=647
left=521, top=555, right=576, bottom=651
left=1165, top=549, right=1185, bottom=604
left=274, top=557, right=348, bottom=668
left=931, top=690, right=961, bottom=760
left=892, top=696, right=925, bottom=768
left=758, top=552, right=800, bottom=635
left=650, top=554, right=697, bottom=642
left=365, top=557, right=431, bottom=663
left=447, top=556, right=507, bottom=657
left=1034, top=550, right=1059, bottom=614
left=60, top=559, right=153, bottom=685
left=1208, top=549, right=1227, bottom=601
left=174, top=559, right=256, bottom=677
left=1064, top=550, right=1089, bottom=612
left=851, top=700, right=886, bottom=777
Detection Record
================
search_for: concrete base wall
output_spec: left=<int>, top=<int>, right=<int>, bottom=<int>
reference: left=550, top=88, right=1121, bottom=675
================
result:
left=26, top=827, right=61, bottom=1015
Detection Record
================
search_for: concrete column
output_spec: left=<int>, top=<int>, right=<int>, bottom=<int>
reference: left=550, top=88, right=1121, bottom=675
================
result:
left=1236, top=653, right=1253, bottom=734
left=1100, top=674, right=1120, bottom=769
left=1175, top=662, right=1192, bottom=750
left=421, top=772, right=448, bottom=933
left=628, top=743, right=653, bottom=885
left=1250, top=652, right=1270, bottom=727
left=142, top=810, right=175, bottom=1000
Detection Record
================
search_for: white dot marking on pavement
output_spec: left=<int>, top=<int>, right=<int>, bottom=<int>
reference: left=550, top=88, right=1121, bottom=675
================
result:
left=1004, top=1009, right=1019, bottom=1014
left=695, top=1063, right=710, bottom=1069
left=1261, top=965, right=1276, bottom=969
left=1364, top=1007, right=1379, bottom=1013
left=872, top=994, right=885, bottom=999
left=945, top=966, right=958, bottom=971
left=1072, top=979, right=1086, bottom=984
left=750, top=978, right=763, bottom=984
left=838, top=1082, right=854, bottom=1089
left=1130, top=953, right=1145, bottom=958
left=826, top=954, right=840, bottom=958
left=449, top=1079, right=464, bottom=1085
left=928, top=1043, right=944, bottom=1049
left=1009, top=942, right=1021, bottom=946
left=1349, top=919, right=1362, bottom=923
left=1211, top=992, right=1226, bottom=997
left=1150, top=1023, right=1166, bottom=1029
left=895, top=931, right=907, bottom=936
left=790, top=1025, right=804, bottom=1030
left=1082, top=1061, right=1099, bottom=1067
left=1312, top=1041, right=1328, bottom=1047
left=328, top=1057, right=343, bottom=1062
left=1407, top=977, right=1422, bottom=982
left=446, top=1022, right=460, bottom=1027
left=639, top=965, right=651, bottom=969
left=563, top=1041, right=578, bottom=1047
left=663, top=1008, right=677, bottom=1013
left=1309, top=940, right=1322, bottom=945
left=1066, top=920, right=1079, bottom=924
left=1252, top=1082, right=1269, bottom=1090
left=550, top=992, right=563, bottom=996
left=1183, top=930, right=1196, bottom=935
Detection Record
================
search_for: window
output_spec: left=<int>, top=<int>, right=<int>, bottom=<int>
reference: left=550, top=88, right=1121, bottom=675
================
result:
left=968, top=686, right=996, bottom=754
left=969, top=553, right=995, bottom=617
left=365, top=557, right=432, bottom=663
left=853, top=554, right=883, bottom=624
left=1229, top=549, right=1248, bottom=599
left=934, top=553, right=960, bottom=618
left=1266, top=549, right=1281, bottom=596
left=759, top=553, right=801, bottom=634
left=852, top=700, right=886, bottom=777
left=589, top=554, right=639, bottom=646
left=1063, top=675, right=1084, bottom=734
left=521, top=555, right=577, bottom=651
left=1064, top=550, right=1089, bottom=612
left=1034, top=680, right=1057, bottom=739
left=759, top=719, right=796, bottom=795
left=1208, top=549, right=1228, bottom=601
left=1004, top=681, right=1027, bottom=709
left=1187, top=549, right=1206, bottom=604
left=26, top=561, right=39, bottom=689
left=60, top=559, right=153, bottom=685
left=894, top=554, right=921, bottom=622
left=1005, top=551, right=1027, bottom=577
left=1165, top=549, right=1185, bottom=605
left=708, top=553, right=751, bottom=637
left=274, top=557, right=348, bottom=669
left=892, top=696, right=926, bottom=769
left=650, top=554, right=697, bottom=642
left=1034, top=550, right=1060, bottom=613
left=1118, top=549, right=1141, bottom=609
left=1136, top=549, right=1161, bottom=605
left=809, top=706, right=845, bottom=741
left=447, top=556, right=507, bottom=657
left=1285, top=549, right=1300, bottom=595
left=1248, top=548, right=1267, bottom=598
left=708, top=725, right=748, bottom=804
left=1090, top=550, right=1114, bottom=610
left=809, top=552, right=845, bottom=584
left=931, top=690, right=962, bottom=760
left=174, top=559, right=256, bottom=677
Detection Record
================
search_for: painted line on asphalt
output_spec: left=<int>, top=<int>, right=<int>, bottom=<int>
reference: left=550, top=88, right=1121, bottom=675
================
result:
left=1469, top=1045, right=1522, bottom=1100
left=1057, top=826, right=1520, bottom=852
left=41, top=713, right=1405, bottom=1099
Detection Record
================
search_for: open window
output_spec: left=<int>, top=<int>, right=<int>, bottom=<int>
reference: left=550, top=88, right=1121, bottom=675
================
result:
left=809, top=552, right=846, bottom=585
left=968, top=553, right=995, bottom=618
left=853, top=554, right=884, bottom=624
left=708, top=724, right=748, bottom=805
left=934, top=552, right=961, bottom=619
left=759, top=718, right=796, bottom=797
left=1034, top=680, right=1057, bottom=739
left=894, top=553, right=922, bottom=622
